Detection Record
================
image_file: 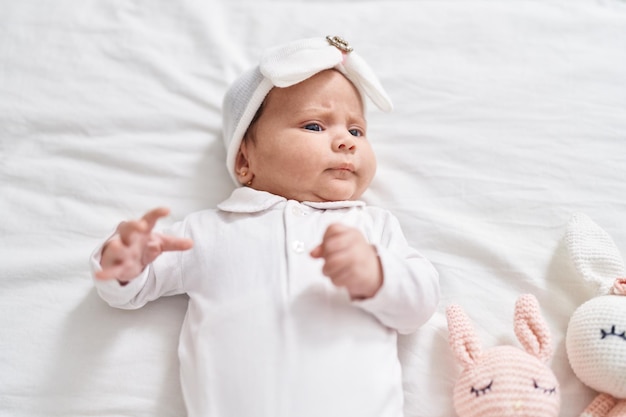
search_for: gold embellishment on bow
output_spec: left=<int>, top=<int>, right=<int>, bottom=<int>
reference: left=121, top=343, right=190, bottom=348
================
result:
left=326, top=35, right=353, bottom=53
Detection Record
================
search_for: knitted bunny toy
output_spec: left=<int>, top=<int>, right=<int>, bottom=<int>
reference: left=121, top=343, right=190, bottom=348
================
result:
left=445, top=294, right=560, bottom=417
left=564, top=213, right=626, bottom=417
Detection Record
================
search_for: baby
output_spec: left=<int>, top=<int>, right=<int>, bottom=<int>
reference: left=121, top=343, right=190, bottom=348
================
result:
left=92, top=36, right=440, bottom=417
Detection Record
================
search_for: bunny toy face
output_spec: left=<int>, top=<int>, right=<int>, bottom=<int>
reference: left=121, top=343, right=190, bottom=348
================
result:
left=453, top=345, right=559, bottom=417
left=566, top=293, right=626, bottom=398
left=446, top=294, right=560, bottom=417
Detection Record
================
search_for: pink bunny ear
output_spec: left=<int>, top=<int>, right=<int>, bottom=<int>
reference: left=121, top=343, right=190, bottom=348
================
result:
left=446, top=304, right=482, bottom=368
left=514, top=294, right=553, bottom=363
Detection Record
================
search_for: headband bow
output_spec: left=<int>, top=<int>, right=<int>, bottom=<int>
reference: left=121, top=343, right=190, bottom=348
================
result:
left=260, top=37, right=393, bottom=112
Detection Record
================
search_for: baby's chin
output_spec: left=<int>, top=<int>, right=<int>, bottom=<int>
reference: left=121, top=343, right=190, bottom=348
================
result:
left=255, top=181, right=365, bottom=203
left=307, top=184, right=365, bottom=202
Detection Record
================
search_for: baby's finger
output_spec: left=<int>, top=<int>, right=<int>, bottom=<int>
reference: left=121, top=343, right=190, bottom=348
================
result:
left=322, top=223, right=349, bottom=240
left=95, top=265, right=124, bottom=281
left=100, top=239, right=129, bottom=267
left=95, top=269, right=114, bottom=280
left=309, top=244, right=323, bottom=258
left=96, top=259, right=142, bottom=282
left=142, top=207, right=171, bottom=231
left=117, top=220, right=148, bottom=245
left=324, top=263, right=351, bottom=287
left=160, top=236, right=194, bottom=252
left=321, top=251, right=349, bottom=277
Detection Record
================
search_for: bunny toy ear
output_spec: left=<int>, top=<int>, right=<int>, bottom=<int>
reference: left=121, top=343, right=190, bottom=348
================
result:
left=446, top=304, right=482, bottom=368
left=514, top=294, right=553, bottom=363
left=565, top=213, right=626, bottom=295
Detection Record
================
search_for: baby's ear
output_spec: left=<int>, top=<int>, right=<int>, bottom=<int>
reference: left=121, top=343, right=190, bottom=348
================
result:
left=234, top=144, right=250, bottom=171
left=234, top=144, right=254, bottom=186
left=514, top=294, right=552, bottom=363
left=565, top=213, right=626, bottom=295
left=446, top=304, right=482, bottom=368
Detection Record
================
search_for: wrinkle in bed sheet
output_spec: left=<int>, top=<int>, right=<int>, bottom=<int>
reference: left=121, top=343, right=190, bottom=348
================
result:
left=1, top=0, right=626, bottom=416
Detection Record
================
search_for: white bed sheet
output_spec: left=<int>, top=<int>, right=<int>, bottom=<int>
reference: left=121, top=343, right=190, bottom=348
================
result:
left=1, top=0, right=626, bottom=416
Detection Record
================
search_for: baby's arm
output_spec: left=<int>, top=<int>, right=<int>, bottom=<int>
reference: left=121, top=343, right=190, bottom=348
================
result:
left=310, top=223, right=382, bottom=299
left=312, top=212, right=439, bottom=334
left=97, top=207, right=193, bottom=284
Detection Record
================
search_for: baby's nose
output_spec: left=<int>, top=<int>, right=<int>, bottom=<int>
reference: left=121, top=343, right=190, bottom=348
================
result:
left=334, top=134, right=356, bottom=152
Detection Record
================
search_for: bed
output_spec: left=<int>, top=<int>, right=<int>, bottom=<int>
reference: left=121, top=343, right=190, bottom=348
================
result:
left=2, top=0, right=625, bottom=416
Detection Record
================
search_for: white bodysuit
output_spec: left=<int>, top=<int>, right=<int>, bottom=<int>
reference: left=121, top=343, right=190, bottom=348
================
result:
left=92, top=187, right=439, bottom=417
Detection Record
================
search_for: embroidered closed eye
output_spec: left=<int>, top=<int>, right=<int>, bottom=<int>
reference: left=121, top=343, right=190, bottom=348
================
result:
left=470, top=380, right=493, bottom=397
left=533, top=379, right=557, bottom=395
left=600, top=325, right=626, bottom=341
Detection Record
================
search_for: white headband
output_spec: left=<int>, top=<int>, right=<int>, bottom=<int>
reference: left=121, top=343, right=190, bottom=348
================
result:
left=222, top=36, right=393, bottom=185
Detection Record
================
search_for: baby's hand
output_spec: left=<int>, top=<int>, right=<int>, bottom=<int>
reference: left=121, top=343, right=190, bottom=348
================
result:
left=310, top=223, right=383, bottom=299
left=96, top=207, right=194, bottom=283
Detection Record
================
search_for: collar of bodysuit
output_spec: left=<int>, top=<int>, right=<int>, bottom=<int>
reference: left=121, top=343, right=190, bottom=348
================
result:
left=217, top=186, right=365, bottom=214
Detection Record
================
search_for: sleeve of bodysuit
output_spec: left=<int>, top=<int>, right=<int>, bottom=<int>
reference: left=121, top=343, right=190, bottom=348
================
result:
left=353, top=209, right=440, bottom=334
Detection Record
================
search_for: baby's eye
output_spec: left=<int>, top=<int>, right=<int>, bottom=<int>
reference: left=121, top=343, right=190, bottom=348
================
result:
left=303, top=123, right=322, bottom=132
left=470, top=380, right=493, bottom=397
left=349, top=128, right=362, bottom=137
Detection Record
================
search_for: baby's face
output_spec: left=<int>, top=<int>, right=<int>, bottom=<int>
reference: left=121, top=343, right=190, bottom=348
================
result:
left=240, top=69, right=376, bottom=202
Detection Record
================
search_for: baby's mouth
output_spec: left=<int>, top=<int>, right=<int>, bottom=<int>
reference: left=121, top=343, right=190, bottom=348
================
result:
left=330, top=162, right=355, bottom=172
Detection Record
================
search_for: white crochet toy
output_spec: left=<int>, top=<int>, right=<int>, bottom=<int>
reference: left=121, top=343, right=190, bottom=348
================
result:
left=445, top=294, right=560, bottom=417
left=565, top=213, right=626, bottom=417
